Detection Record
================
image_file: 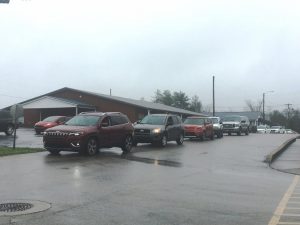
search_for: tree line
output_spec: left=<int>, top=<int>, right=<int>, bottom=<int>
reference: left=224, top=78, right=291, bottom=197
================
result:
left=152, top=90, right=202, bottom=113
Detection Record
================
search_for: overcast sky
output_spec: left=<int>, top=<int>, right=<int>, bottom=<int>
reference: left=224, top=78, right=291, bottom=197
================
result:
left=0, top=0, right=299, bottom=112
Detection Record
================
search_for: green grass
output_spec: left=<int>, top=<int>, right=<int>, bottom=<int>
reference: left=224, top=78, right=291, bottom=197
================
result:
left=0, top=147, right=44, bottom=156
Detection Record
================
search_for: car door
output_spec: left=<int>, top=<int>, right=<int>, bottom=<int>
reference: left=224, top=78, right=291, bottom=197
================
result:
left=166, top=116, right=176, bottom=140
left=172, top=116, right=181, bottom=139
left=110, top=115, right=125, bottom=146
left=98, top=116, right=112, bottom=147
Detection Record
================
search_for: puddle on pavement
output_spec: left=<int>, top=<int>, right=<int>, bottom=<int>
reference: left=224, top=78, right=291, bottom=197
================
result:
left=121, top=154, right=182, bottom=168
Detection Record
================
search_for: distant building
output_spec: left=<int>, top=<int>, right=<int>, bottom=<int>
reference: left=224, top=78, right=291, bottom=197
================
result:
left=5, top=87, right=206, bottom=127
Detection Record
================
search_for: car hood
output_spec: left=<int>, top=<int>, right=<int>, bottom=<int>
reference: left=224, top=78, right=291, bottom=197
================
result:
left=35, top=121, right=57, bottom=126
left=45, top=125, right=94, bottom=132
left=183, top=124, right=203, bottom=128
left=223, top=121, right=240, bottom=125
left=134, top=124, right=165, bottom=130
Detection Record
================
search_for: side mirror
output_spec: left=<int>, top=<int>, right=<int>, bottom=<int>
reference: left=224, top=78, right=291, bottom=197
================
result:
left=101, top=122, right=109, bottom=128
left=136, top=120, right=141, bottom=124
left=220, top=121, right=223, bottom=124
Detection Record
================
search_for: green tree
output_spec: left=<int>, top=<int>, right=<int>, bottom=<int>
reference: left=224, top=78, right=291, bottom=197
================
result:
left=172, top=91, right=190, bottom=109
left=152, top=89, right=174, bottom=106
left=269, top=110, right=287, bottom=126
left=189, top=95, right=202, bottom=112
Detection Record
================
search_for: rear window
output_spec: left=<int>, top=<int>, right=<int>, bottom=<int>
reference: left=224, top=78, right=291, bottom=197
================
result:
left=42, top=116, right=61, bottom=122
left=184, top=118, right=205, bottom=125
left=65, top=115, right=101, bottom=126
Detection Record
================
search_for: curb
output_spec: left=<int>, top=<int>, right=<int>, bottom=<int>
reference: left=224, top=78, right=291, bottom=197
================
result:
left=265, top=135, right=300, bottom=165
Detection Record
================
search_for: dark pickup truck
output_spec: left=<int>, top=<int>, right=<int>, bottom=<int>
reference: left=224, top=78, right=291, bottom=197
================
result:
left=0, top=110, right=15, bottom=136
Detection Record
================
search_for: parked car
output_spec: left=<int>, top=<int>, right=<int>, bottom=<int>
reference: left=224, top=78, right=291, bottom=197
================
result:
left=133, top=114, right=184, bottom=147
left=184, top=117, right=214, bottom=140
left=257, top=125, right=269, bottom=133
left=209, top=116, right=223, bottom=138
left=43, top=112, right=134, bottom=155
left=34, top=116, right=71, bottom=134
left=0, top=109, right=15, bottom=136
left=284, top=129, right=296, bottom=134
left=222, top=115, right=250, bottom=136
left=267, top=126, right=285, bottom=134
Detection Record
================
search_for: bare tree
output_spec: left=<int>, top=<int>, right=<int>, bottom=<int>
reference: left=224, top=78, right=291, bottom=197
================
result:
left=245, top=100, right=263, bottom=112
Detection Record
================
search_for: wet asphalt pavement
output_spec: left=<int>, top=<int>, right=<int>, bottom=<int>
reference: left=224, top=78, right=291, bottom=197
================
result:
left=0, top=129, right=298, bottom=225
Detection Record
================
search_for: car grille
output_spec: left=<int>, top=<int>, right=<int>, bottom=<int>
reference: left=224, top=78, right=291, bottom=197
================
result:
left=44, top=132, right=69, bottom=137
left=134, top=129, right=150, bottom=135
left=224, top=124, right=234, bottom=128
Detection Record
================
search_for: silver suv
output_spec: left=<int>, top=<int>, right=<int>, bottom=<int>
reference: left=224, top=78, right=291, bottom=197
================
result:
left=209, top=117, right=223, bottom=138
left=222, top=115, right=250, bottom=136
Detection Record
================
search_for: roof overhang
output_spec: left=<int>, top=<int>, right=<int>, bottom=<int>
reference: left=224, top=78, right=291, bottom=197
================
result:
left=22, top=96, right=95, bottom=109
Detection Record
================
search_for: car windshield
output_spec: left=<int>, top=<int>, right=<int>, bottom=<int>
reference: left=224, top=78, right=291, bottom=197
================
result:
left=222, top=116, right=241, bottom=122
left=184, top=118, right=205, bottom=125
left=65, top=115, right=100, bottom=126
left=42, top=116, right=61, bottom=122
left=139, top=115, right=166, bottom=125
left=211, top=118, right=219, bottom=124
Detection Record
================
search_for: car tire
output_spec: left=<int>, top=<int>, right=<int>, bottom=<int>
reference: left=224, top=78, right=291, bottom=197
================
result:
left=245, top=128, right=249, bottom=135
left=200, top=133, right=205, bottom=141
left=160, top=134, right=167, bottom=147
left=210, top=132, right=214, bottom=140
left=85, top=138, right=98, bottom=156
left=122, top=135, right=133, bottom=153
left=5, top=124, right=14, bottom=136
left=48, top=149, right=60, bottom=155
left=176, top=133, right=184, bottom=145
left=228, top=132, right=231, bottom=136
left=237, top=128, right=242, bottom=136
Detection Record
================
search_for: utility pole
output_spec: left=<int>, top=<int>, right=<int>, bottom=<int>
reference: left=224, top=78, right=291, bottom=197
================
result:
left=285, top=103, right=293, bottom=120
left=262, top=93, right=265, bottom=122
left=110, top=89, right=112, bottom=96
left=213, top=76, right=215, bottom=116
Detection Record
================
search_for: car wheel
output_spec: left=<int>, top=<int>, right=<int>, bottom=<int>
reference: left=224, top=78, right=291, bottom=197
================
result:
left=210, top=131, right=214, bottom=140
left=228, top=132, right=231, bottom=136
left=85, top=138, right=98, bottom=156
left=160, top=134, right=167, bottom=147
left=200, top=133, right=205, bottom=141
left=122, top=135, right=133, bottom=153
left=245, top=128, right=249, bottom=135
left=237, top=128, right=242, bottom=136
left=48, top=149, right=60, bottom=155
left=5, top=124, right=14, bottom=136
left=176, top=133, right=184, bottom=145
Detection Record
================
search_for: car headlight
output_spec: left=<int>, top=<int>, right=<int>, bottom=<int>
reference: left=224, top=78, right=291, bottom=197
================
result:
left=152, top=128, right=162, bottom=134
left=69, top=132, right=84, bottom=136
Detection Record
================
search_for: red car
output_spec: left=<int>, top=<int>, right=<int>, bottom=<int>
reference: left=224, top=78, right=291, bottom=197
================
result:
left=43, top=112, right=134, bottom=156
left=34, top=116, right=71, bottom=134
left=183, top=117, right=214, bottom=141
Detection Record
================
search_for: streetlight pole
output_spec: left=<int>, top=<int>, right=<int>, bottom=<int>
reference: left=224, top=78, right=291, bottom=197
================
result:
left=262, top=91, right=274, bottom=122
left=213, top=76, right=215, bottom=116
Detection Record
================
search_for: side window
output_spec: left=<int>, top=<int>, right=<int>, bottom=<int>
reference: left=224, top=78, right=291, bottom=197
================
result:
left=172, top=116, right=179, bottom=124
left=167, top=116, right=174, bottom=125
left=111, top=115, right=127, bottom=126
left=101, top=116, right=111, bottom=127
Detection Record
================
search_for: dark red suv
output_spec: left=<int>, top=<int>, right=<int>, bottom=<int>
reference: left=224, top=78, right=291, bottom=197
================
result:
left=43, top=112, right=134, bottom=156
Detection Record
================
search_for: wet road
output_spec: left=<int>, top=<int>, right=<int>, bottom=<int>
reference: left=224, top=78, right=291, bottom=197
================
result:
left=0, top=130, right=298, bottom=225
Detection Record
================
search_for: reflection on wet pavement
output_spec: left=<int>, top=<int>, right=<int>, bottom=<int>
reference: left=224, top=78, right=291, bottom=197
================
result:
left=120, top=154, right=182, bottom=168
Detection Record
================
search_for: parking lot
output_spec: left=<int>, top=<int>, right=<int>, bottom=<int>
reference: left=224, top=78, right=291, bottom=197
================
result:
left=0, top=129, right=298, bottom=225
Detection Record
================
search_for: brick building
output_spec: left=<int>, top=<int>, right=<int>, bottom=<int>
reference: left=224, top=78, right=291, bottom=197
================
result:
left=11, top=87, right=205, bottom=127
